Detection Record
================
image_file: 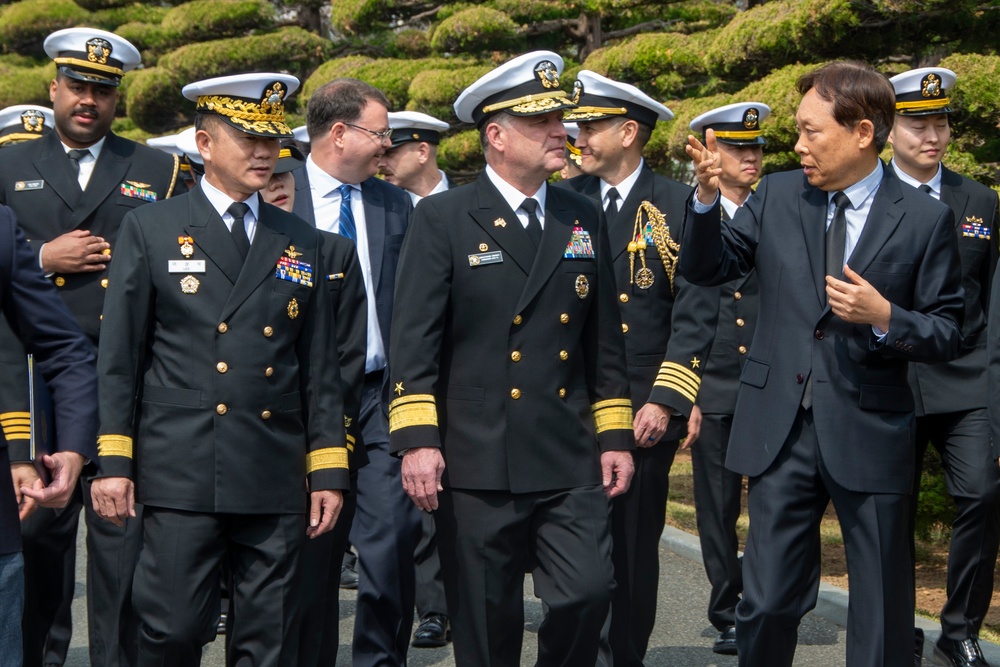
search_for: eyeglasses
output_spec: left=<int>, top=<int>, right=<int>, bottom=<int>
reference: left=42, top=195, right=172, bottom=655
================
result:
left=344, top=123, right=393, bottom=141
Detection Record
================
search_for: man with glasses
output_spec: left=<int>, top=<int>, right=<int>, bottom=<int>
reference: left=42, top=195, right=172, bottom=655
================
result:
left=291, top=77, right=417, bottom=667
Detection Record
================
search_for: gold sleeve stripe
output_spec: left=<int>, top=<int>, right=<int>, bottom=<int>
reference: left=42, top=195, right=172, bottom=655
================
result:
left=0, top=412, right=30, bottom=422
left=388, top=398, right=439, bottom=433
left=1, top=412, right=31, bottom=439
left=97, top=434, right=133, bottom=459
left=389, top=394, right=437, bottom=410
left=655, top=369, right=700, bottom=394
left=307, top=447, right=349, bottom=474
left=592, top=399, right=633, bottom=434
left=346, top=434, right=355, bottom=452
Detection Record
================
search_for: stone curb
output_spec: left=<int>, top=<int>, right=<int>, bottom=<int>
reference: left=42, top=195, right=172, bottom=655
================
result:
left=660, top=524, right=1000, bottom=663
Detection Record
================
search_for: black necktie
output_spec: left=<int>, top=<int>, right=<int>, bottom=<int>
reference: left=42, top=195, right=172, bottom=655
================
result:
left=521, top=198, right=542, bottom=248
left=67, top=148, right=90, bottom=177
left=919, top=184, right=933, bottom=195
left=826, top=191, right=850, bottom=280
left=228, top=202, right=251, bottom=259
left=605, top=187, right=619, bottom=223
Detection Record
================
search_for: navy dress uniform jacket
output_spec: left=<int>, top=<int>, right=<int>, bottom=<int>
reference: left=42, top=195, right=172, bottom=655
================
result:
left=0, top=205, right=97, bottom=554
left=559, top=166, right=717, bottom=435
left=681, top=166, right=964, bottom=494
left=388, top=174, right=633, bottom=493
left=95, top=187, right=349, bottom=514
left=908, top=166, right=998, bottom=415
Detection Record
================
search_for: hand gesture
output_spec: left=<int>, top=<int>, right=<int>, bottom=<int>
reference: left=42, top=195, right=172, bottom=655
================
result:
left=826, top=265, right=891, bottom=332
left=41, top=230, right=110, bottom=274
left=684, top=129, right=722, bottom=204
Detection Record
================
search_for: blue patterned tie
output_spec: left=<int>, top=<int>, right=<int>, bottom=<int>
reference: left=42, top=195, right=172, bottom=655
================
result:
left=338, top=184, right=357, bottom=243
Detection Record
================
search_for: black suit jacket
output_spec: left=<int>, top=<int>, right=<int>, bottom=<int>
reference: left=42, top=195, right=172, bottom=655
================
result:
left=907, top=166, right=998, bottom=415
left=95, top=188, right=348, bottom=514
left=681, top=165, right=964, bottom=494
left=0, top=205, right=97, bottom=554
left=388, top=174, right=632, bottom=493
left=558, top=166, right=718, bottom=439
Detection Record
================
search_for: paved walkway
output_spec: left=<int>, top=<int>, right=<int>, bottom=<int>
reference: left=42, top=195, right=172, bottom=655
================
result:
left=60, top=522, right=1000, bottom=665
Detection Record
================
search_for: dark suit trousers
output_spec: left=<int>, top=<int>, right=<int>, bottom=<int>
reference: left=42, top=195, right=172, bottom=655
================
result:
left=414, top=511, right=447, bottom=618
left=737, top=408, right=913, bottom=667
left=437, top=484, right=614, bottom=667
left=294, top=475, right=357, bottom=667
left=350, top=377, right=421, bottom=666
left=21, top=496, right=80, bottom=667
left=910, top=408, right=1000, bottom=640
left=690, top=413, right=744, bottom=631
left=133, top=507, right=304, bottom=667
left=598, top=441, right=678, bottom=667
left=83, top=479, right=144, bottom=667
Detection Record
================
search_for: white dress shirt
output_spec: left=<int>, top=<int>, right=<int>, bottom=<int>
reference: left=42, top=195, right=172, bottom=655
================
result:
left=890, top=159, right=943, bottom=200
left=62, top=136, right=105, bottom=190
left=600, top=159, right=645, bottom=214
left=485, top=164, right=547, bottom=229
left=200, top=176, right=259, bottom=242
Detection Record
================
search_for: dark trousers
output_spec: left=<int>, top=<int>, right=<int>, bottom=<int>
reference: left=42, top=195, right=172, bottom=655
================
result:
left=414, top=511, right=447, bottom=619
left=294, top=475, right=357, bottom=667
left=598, top=441, right=677, bottom=667
left=910, top=408, right=1000, bottom=640
left=737, top=408, right=913, bottom=667
left=21, top=495, right=80, bottom=667
left=350, top=378, right=421, bottom=666
left=133, top=507, right=304, bottom=667
left=437, top=484, right=614, bottom=667
left=690, top=412, right=744, bottom=631
left=84, top=480, right=144, bottom=667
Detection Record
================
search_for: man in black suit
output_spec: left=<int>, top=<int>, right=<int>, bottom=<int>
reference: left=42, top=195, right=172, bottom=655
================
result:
left=0, top=203, right=97, bottom=667
left=886, top=67, right=1000, bottom=667
left=291, top=77, right=417, bottom=667
left=389, top=50, right=634, bottom=667
left=682, top=60, right=964, bottom=667
left=557, top=69, right=716, bottom=667
left=90, top=72, right=349, bottom=666
left=685, top=101, right=771, bottom=656
left=0, top=28, right=183, bottom=667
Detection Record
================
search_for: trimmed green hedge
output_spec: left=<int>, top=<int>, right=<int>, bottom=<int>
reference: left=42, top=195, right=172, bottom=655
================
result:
left=300, top=55, right=375, bottom=101
left=0, top=0, right=90, bottom=56
left=430, top=7, right=521, bottom=54
left=90, top=5, right=169, bottom=32
left=437, top=128, right=481, bottom=173
left=0, top=62, right=55, bottom=109
left=406, top=64, right=493, bottom=123
left=161, top=0, right=275, bottom=45
left=124, top=66, right=186, bottom=133
left=330, top=0, right=386, bottom=35
left=581, top=31, right=709, bottom=99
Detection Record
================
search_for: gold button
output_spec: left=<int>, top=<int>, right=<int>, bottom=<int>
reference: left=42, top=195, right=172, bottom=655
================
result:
left=54, top=276, right=65, bottom=287
left=99, top=314, right=103, bottom=320
left=102, top=247, right=111, bottom=255
left=560, top=313, right=569, bottom=324
left=216, top=362, right=228, bottom=373
left=265, top=367, right=274, bottom=377
left=513, top=314, right=523, bottom=325
left=622, top=323, right=629, bottom=333
left=736, top=318, right=745, bottom=327
left=216, top=404, right=228, bottom=415
left=511, top=351, right=521, bottom=362
left=261, top=410, right=271, bottom=420
left=101, top=278, right=108, bottom=288
left=263, top=326, right=274, bottom=337
left=734, top=291, right=742, bottom=300
left=559, top=350, right=568, bottom=361
left=619, top=293, right=629, bottom=303
left=218, top=323, right=228, bottom=333
left=510, top=388, right=521, bottom=399
left=738, top=345, right=747, bottom=355
left=558, top=388, right=566, bottom=398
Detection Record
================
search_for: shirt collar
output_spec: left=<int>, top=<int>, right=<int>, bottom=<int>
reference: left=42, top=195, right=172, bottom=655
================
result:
left=200, top=175, right=260, bottom=221
left=306, top=154, right=359, bottom=196
left=601, top=158, right=644, bottom=204
left=831, top=160, right=883, bottom=209
left=485, top=164, right=546, bottom=215
left=889, top=158, right=942, bottom=197
left=61, top=135, right=105, bottom=160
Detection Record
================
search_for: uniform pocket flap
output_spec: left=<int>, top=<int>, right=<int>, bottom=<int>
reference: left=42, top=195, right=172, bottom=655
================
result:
left=142, top=385, right=202, bottom=408
left=739, top=359, right=769, bottom=388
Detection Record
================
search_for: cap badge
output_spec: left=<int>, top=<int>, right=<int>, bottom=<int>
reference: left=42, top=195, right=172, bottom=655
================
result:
left=922, top=73, right=942, bottom=98
left=535, top=61, right=560, bottom=90
left=743, top=108, right=759, bottom=130
left=261, top=82, right=286, bottom=115
left=20, top=110, right=45, bottom=133
left=86, top=38, right=112, bottom=65
left=571, top=80, right=583, bottom=105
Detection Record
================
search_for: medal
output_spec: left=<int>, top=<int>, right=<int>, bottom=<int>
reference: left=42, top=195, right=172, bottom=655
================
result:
left=635, top=267, right=654, bottom=289
left=180, top=275, right=199, bottom=294
left=575, top=274, right=590, bottom=299
left=287, top=297, right=299, bottom=319
left=178, top=236, right=194, bottom=258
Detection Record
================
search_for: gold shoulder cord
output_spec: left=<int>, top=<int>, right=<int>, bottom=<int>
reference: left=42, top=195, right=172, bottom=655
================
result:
left=628, top=201, right=679, bottom=294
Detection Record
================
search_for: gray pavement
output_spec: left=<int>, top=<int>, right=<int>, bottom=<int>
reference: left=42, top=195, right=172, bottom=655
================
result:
left=59, top=520, right=999, bottom=665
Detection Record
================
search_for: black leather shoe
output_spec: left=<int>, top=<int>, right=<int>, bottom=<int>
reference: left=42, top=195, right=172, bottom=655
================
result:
left=412, top=613, right=451, bottom=648
left=914, top=627, right=923, bottom=666
left=934, top=636, right=990, bottom=667
left=340, top=552, right=359, bottom=590
left=712, top=626, right=737, bottom=656
left=216, top=612, right=227, bottom=636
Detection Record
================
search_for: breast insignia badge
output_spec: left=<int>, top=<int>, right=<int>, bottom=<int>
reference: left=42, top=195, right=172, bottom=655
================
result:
left=180, top=275, right=200, bottom=294
left=287, top=297, right=299, bottom=319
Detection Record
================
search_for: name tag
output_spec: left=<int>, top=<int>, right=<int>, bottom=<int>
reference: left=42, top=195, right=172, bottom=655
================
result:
left=469, top=251, right=503, bottom=267
left=168, top=260, right=206, bottom=273
left=14, top=180, right=44, bottom=191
